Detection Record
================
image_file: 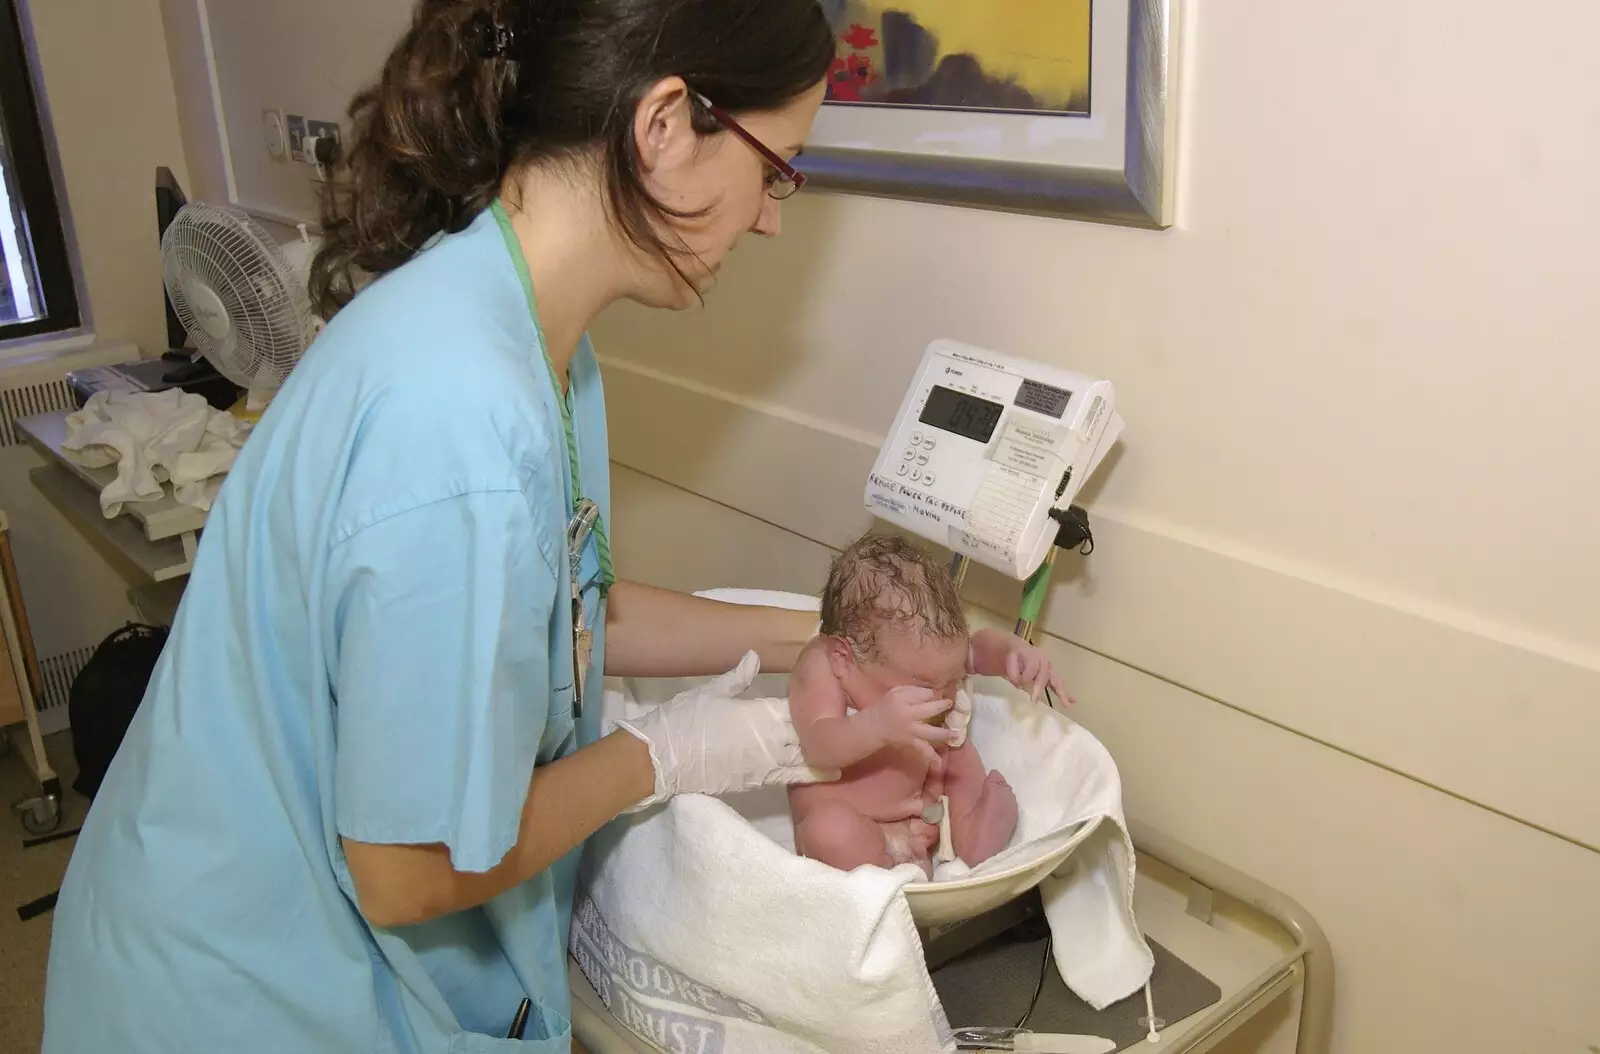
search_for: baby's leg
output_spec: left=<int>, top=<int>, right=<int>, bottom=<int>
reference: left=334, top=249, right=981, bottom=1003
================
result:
left=794, top=799, right=893, bottom=871
left=943, top=741, right=1018, bottom=865
left=921, top=748, right=947, bottom=805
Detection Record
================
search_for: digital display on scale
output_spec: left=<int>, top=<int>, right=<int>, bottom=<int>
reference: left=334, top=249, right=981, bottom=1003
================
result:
left=919, top=385, right=1004, bottom=443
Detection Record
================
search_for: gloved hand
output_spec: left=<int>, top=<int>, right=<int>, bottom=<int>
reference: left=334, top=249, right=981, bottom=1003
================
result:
left=610, top=651, right=840, bottom=813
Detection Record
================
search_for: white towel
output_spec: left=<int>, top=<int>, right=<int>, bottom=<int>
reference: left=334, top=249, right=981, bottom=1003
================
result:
left=960, top=673, right=1154, bottom=1010
left=571, top=589, right=1154, bottom=1054
left=61, top=389, right=248, bottom=516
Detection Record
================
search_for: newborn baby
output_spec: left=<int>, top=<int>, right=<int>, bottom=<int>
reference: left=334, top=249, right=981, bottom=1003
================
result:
left=788, top=535, right=1064, bottom=878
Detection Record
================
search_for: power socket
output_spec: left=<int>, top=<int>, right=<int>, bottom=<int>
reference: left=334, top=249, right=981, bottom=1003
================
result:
left=307, top=120, right=343, bottom=181
left=284, top=116, right=340, bottom=164
left=306, top=120, right=342, bottom=156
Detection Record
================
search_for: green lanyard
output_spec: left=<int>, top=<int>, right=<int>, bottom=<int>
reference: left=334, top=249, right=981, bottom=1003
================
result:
left=490, top=200, right=615, bottom=595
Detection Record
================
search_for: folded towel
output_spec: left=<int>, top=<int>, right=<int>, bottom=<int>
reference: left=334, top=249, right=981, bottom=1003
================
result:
left=61, top=389, right=248, bottom=516
left=570, top=589, right=1154, bottom=1053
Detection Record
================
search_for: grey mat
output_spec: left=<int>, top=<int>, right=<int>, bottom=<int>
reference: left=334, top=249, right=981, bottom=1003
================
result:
left=931, top=912, right=1221, bottom=1052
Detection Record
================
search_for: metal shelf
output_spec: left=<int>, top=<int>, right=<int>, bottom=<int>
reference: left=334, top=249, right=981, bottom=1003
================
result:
left=29, top=465, right=195, bottom=582
left=16, top=411, right=208, bottom=543
left=16, top=409, right=204, bottom=584
left=129, top=577, right=188, bottom=626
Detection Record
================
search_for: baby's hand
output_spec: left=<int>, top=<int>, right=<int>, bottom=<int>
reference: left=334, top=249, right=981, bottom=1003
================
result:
left=860, top=686, right=953, bottom=766
left=968, top=629, right=1069, bottom=705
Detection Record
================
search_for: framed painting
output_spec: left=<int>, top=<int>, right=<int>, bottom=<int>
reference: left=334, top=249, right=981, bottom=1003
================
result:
left=798, top=0, right=1182, bottom=228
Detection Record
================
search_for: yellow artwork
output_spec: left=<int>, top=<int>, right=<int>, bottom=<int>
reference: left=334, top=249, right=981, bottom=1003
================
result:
left=821, top=0, right=1092, bottom=115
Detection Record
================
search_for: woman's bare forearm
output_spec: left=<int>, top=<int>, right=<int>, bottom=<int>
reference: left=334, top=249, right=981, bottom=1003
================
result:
left=603, top=581, right=817, bottom=677
left=343, top=730, right=654, bottom=928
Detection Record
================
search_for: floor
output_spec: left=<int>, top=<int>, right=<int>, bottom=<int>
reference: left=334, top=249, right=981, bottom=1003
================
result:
left=0, top=731, right=83, bottom=1054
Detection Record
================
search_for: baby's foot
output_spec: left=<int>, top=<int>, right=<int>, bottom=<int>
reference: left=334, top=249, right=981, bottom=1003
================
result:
left=957, top=771, right=1018, bottom=865
left=887, top=827, right=936, bottom=881
left=908, top=818, right=939, bottom=857
left=883, top=819, right=940, bottom=869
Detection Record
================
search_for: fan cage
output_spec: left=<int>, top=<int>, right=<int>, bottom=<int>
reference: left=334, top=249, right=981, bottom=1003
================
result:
left=161, top=203, right=315, bottom=391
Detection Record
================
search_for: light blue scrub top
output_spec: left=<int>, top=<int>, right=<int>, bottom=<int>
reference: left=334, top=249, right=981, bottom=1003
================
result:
left=42, top=205, right=611, bottom=1053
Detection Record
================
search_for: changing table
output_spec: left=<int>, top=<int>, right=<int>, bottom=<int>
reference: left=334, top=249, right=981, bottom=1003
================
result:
left=568, top=821, right=1331, bottom=1054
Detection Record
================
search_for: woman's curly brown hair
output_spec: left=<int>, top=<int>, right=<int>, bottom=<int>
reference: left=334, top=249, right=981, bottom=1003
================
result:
left=308, top=0, right=835, bottom=319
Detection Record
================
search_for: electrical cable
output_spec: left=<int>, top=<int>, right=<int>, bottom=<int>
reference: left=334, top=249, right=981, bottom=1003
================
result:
left=1014, top=932, right=1053, bottom=1030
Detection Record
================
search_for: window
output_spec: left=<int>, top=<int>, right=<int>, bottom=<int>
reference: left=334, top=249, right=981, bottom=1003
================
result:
left=0, top=0, right=79, bottom=341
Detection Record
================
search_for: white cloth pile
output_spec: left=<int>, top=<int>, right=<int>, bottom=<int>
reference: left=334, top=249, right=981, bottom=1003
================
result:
left=571, top=589, right=1154, bottom=1054
left=61, top=390, right=248, bottom=517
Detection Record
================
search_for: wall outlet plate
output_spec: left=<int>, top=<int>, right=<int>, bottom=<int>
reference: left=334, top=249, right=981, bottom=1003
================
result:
left=306, top=119, right=342, bottom=149
left=285, top=113, right=308, bottom=162
left=261, top=109, right=288, bottom=162
left=305, top=119, right=343, bottom=182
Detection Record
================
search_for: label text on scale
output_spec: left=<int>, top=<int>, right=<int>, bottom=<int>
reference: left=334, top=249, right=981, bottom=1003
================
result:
left=868, top=473, right=969, bottom=523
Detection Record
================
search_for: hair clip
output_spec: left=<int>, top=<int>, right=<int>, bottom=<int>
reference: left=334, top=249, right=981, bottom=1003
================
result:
left=466, top=10, right=518, bottom=59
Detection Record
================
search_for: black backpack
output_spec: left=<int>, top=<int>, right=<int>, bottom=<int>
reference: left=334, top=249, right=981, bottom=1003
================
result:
left=67, top=622, right=169, bottom=799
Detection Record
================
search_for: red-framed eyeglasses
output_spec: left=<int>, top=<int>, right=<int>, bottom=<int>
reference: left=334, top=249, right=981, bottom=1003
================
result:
left=692, top=93, right=806, bottom=200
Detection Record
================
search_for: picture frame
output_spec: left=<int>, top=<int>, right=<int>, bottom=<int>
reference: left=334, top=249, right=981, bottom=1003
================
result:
left=797, top=0, right=1182, bottom=229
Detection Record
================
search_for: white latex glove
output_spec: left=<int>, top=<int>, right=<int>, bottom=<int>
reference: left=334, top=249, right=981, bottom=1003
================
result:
left=610, top=651, right=839, bottom=812
left=945, top=687, right=974, bottom=749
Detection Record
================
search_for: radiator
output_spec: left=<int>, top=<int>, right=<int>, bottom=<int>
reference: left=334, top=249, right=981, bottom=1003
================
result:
left=0, top=341, right=138, bottom=447
left=36, top=645, right=95, bottom=734
left=0, top=375, right=74, bottom=448
left=0, top=340, right=147, bottom=736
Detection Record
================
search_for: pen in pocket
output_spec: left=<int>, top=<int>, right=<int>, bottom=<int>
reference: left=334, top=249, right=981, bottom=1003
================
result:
left=508, top=997, right=531, bottom=1039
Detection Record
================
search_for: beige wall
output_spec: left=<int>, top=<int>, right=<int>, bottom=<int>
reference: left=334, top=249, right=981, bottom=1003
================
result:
left=155, top=0, right=406, bottom=224
left=156, top=0, right=229, bottom=206
left=592, top=1, right=1600, bottom=1051
left=160, top=0, right=1600, bottom=1050
left=23, top=0, right=191, bottom=354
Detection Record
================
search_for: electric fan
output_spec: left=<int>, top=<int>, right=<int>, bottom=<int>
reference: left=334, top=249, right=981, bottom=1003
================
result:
left=160, top=203, right=322, bottom=419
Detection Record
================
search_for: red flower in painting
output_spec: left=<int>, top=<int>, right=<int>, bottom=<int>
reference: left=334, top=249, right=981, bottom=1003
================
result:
left=840, top=23, right=879, bottom=50
left=827, top=53, right=876, bottom=102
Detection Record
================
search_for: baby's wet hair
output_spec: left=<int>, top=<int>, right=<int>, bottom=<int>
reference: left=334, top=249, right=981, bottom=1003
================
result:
left=819, top=534, right=968, bottom=661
